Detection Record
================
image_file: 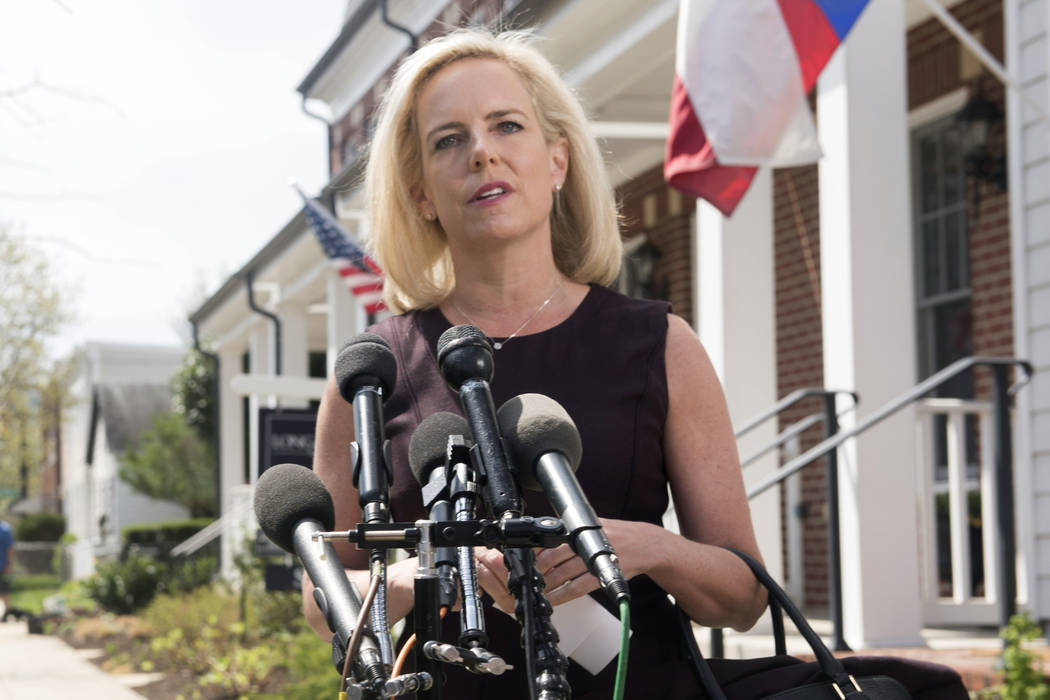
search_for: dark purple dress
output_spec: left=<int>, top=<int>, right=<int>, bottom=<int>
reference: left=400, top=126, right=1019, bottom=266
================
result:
left=369, top=284, right=704, bottom=698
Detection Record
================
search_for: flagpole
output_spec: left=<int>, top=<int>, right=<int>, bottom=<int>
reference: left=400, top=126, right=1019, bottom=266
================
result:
left=919, top=0, right=1049, bottom=123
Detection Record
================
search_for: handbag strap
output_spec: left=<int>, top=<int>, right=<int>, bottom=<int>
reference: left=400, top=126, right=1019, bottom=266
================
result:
left=724, top=548, right=852, bottom=687
left=770, top=592, right=787, bottom=657
left=677, top=604, right=730, bottom=700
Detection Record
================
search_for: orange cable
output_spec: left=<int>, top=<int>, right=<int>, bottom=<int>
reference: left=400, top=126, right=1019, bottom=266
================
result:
left=392, top=606, right=447, bottom=678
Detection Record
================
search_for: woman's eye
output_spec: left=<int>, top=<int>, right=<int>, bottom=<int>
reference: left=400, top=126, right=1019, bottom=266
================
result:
left=434, top=134, right=459, bottom=150
left=497, top=121, right=523, bottom=134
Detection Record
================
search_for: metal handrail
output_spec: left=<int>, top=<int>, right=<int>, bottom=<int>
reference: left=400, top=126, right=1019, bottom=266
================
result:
left=745, top=355, right=1033, bottom=641
left=715, top=389, right=859, bottom=656
left=735, top=388, right=858, bottom=438
left=740, top=406, right=856, bottom=469
left=747, top=356, right=1033, bottom=498
left=741, top=413, right=823, bottom=467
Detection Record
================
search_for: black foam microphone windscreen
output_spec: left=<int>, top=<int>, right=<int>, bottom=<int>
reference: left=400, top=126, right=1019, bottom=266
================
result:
left=254, top=463, right=335, bottom=553
left=409, top=411, right=472, bottom=485
left=495, top=393, right=583, bottom=491
left=333, top=332, right=397, bottom=402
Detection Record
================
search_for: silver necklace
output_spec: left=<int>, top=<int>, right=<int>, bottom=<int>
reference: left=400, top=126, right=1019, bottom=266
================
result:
left=449, top=278, right=563, bottom=350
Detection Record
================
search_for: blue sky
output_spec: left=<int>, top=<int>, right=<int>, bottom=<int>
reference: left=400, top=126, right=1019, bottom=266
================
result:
left=1, top=0, right=348, bottom=355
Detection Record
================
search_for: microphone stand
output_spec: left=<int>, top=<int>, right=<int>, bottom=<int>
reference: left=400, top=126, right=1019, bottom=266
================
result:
left=313, top=515, right=568, bottom=699
left=505, top=546, right=571, bottom=699
left=435, top=326, right=572, bottom=700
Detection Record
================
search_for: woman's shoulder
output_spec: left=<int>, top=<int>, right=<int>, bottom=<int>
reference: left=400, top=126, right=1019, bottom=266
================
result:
left=587, top=283, right=670, bottom=315
left=583, top=284, right=671, bottom=340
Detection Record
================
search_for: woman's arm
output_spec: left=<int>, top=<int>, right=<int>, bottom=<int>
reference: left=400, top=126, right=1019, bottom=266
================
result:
left=479, top=313, right=766, bottom=631
left=626, top=312, right=766, bottom=630
left=301, top=374, right=418, bottom=640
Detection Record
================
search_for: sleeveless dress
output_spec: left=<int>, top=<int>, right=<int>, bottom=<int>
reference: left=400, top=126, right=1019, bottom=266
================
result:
left=368, top=283, right=704, bottom=699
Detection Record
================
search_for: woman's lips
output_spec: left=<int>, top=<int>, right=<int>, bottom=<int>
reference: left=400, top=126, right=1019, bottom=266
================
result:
left=470, top=181, right=513, bottom=205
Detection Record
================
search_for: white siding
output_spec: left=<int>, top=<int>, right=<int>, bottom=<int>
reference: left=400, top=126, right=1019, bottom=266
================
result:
left=1011, top=0, right=1050, bottom=619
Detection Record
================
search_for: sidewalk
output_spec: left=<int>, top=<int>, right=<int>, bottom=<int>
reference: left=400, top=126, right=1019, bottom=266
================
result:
left=0, top=619, right=152, bottom=699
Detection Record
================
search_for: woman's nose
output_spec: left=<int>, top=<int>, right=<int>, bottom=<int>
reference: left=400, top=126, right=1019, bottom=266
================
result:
left=471, top=139, right=498, bottom=170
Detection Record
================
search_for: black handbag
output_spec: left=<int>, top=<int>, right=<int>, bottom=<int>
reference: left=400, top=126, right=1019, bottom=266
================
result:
left=679, top=548, right=968, bottom=700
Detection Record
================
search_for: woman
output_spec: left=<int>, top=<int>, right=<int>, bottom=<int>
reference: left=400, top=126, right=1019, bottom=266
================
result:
left=305, top=28, right=766, bottom=698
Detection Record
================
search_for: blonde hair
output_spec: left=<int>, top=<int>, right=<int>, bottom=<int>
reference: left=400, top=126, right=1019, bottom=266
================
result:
left=364, top=28, right=622, bottom=313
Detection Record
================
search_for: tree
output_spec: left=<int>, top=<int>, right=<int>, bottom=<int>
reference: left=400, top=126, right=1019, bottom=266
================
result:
left=119, top=347, right=218, bottom=518
left=172, top=347, right=216, bottom=444
left=119, top=412, right=217, bottom=518
left=0, top=227, right=70, bottom=505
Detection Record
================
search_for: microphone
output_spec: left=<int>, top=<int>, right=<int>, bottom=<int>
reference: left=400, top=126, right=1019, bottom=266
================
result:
left=497, top=394, right=630, bottom=604
left=334, top=332, right=397, bottom=524
left=253, top=463, right=384, bottom=685
left=409, top=411, right=470, bottom=612
left=334, top=332, right=398, bottom=666
left=436, top=325, right=521, bottom=520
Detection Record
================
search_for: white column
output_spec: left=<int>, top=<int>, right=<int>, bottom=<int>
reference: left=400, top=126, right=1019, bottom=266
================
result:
left=817, top=0, right=923, bottom=647
left=279, top=304, right=309, bottom=409
left=218, top=345, right=246, bottom=578
left=327, top=272, right=362, bottom=376
left=248, top=324, right=274, bottom=486
left=696, top=168, right=783, bottom=581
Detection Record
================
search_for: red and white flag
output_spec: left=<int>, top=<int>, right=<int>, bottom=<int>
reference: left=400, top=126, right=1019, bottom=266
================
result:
left=665, top=0, right=870, bottom=216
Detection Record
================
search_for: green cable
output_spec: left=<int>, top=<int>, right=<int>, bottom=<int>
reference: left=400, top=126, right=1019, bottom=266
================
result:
left=613, top=599, right=631, bottom=700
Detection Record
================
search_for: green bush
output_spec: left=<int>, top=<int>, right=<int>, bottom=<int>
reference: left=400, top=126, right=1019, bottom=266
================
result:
left=83, top=554, right=167, bottom=614
left=120, top=518, right=212, bottom=559
left=257, top=631, right=337, bottom=700
left=142, top=580, right=334, bottom=697
left=15, top=513, right=66, bottom=542
left=998, top=612, right=1049, bottom=700
left=167, top=548, right=219, bottom=593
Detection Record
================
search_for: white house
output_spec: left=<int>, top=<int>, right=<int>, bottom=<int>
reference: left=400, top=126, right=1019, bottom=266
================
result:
left=61, top=342, right=190, bottom=579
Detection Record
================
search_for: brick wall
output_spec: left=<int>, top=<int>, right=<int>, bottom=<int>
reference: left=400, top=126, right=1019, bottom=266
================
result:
left=617, top=165, right=697, bottom=325
left=773, top=164, right=830, bottom=606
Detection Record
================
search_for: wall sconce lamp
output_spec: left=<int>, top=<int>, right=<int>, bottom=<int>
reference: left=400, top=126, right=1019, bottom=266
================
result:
left=624, top=234, right=669, bottom=301
left=957, top=84, right=1007, bottom=193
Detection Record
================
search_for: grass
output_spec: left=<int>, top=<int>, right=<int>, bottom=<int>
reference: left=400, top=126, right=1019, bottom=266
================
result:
left=8, top=575, right=97, bottom=615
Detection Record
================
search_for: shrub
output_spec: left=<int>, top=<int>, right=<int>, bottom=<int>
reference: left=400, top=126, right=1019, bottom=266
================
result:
left=15, top=513, right=65, bottom=542
left=998, top=612, right=1049, bottom=700
left=83, top=554, right=167, bottom=614
left=272, top=630, right=341, bottom=700
left=119, top=518, right=212, bottom=560
left=167, top=547, right=219, bottom=593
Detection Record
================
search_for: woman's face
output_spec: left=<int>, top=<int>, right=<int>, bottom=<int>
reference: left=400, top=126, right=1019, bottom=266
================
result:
left=414, top=58, right=568, bottom=252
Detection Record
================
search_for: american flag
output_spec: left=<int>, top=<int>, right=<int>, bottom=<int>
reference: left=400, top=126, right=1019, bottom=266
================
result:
left=295, top=185, right=386, bottom=315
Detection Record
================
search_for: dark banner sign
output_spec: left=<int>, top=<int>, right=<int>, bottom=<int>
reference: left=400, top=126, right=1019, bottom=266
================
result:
left=258, top=407, right=317, bottom=476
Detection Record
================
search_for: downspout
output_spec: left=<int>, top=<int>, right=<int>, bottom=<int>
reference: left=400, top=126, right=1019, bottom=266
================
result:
left=245, top=270, right=282, bottom=376
left=191, top=318, right=222, bottom=520
left=300, top=95, right=333, bottom=175
left=380, top=0, right=417, bottom=52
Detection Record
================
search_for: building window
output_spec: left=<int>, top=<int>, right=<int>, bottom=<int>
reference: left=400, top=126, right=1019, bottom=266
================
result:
left=913, top=115, right=973, bottom=395
left=912, top=113, right=981, bottom=597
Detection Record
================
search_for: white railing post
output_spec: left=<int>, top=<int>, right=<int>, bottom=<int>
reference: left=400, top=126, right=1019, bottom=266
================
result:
left=946, top=410, right=971, bottom=603
left=980, top=410, right=998, bottom=602
left=915, top=398, right=998, bottom=626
